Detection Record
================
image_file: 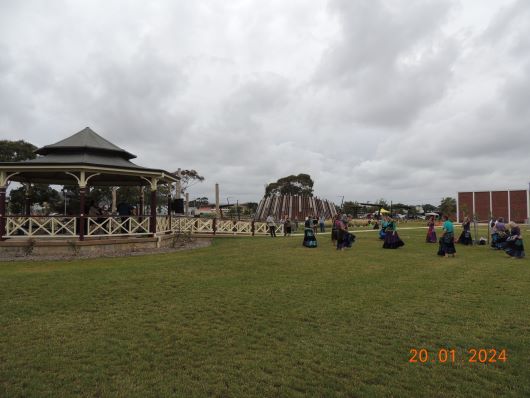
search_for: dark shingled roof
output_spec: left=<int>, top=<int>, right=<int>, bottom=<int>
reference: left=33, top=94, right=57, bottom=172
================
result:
left=35, top=127, right=136, bottom=160
left=0, top=127, right=178, bottom=186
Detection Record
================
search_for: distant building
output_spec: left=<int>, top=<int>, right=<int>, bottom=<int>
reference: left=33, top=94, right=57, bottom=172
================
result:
left=457, top=189, right=529, bottom=223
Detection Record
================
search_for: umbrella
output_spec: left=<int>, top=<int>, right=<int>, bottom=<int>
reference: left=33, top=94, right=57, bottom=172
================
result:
left=425, top=212, right=439, bottom=216
left=379, top=208, right=390, bottom=214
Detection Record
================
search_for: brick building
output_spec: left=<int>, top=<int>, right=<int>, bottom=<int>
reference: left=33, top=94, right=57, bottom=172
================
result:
left=457, top=189, right=529, bottom=223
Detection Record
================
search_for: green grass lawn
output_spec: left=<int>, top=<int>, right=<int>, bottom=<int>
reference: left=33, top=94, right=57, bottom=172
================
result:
left=1, top=226, right=529, bottom=397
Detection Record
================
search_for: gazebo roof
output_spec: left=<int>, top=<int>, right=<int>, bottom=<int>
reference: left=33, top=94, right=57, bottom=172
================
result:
left=0, top=127, right=178, bottom=186
left=35, top=127, right=137, bottom=160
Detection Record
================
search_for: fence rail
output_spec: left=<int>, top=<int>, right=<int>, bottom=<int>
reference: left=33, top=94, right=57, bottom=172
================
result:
left=1, top=215, right=285, bottom=239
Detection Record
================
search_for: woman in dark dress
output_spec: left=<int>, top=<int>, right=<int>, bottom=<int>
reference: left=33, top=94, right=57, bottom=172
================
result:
left=382, top=218, right=405, bottom=249
left=438, top=215, right=456, bottom=257
left=457, top=216, right=473, bottom=245
left=505, top=221, right=525, bottom=258
left=426, top=216, right=437, bottom=243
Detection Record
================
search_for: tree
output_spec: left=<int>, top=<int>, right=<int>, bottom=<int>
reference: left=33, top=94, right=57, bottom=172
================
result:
left=8, top=184, right=63, bottom=214
left=439, top=197, right=457, bottom=217
left=0, top=140, right=37, bottom=162
left=265, top=174, right=314, bottom=196
left=174, top=169, right=205, bottom=194
left=423, top=204, right=437, bottom=212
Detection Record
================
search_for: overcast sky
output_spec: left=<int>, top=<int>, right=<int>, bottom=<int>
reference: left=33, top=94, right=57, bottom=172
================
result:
left=1, top=0, right=529, bottom=205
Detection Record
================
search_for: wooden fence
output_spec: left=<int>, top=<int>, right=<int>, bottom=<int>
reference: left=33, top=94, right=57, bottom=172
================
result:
left=2, top=215, right=284, bottom=239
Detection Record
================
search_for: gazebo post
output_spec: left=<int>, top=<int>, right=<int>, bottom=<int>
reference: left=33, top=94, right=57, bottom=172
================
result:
left=78, top=171, right=87, bottom=241
left=167, top=184, right=172, bottom=233
left=24, top=183, right=31, bottom=216
left=0, top=186, right=6, bottom=241
left=149, top=177, right=158, bottom=235
left=139, top=187, right=145, bottom=217
left=79, top=187, right=86, bottom=241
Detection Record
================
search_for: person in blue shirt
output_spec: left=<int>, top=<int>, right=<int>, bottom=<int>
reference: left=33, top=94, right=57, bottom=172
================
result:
left=438, top=215, right=456, bottom=257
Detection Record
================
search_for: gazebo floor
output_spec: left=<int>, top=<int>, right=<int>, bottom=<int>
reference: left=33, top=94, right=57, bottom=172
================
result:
left=0, top=233, right=200, bottom=259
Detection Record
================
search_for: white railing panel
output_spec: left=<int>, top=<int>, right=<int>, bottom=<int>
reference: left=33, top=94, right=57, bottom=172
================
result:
left=86, top=217, right=150, bottom=236
left=156, top=216, right=171, bottom=233
left=5, top=216, right=77, bottom=237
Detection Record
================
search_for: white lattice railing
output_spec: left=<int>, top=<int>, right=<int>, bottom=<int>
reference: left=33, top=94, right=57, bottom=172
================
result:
left=156, top=216, right=171, bottom=233
left=86, top=217, right=150, bottom=236
left=2, top=216, right=287, bottom=239
left=253, top=222, right=284, bottom=235
left=216, top=220, right=236, bottom=234
left=5, top=216, right=77, bottom=237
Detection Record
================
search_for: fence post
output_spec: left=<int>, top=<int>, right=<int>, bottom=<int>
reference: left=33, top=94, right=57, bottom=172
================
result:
left=251, top=220, right=255, bottom=236
left=213, top=218, right=217, bottom=235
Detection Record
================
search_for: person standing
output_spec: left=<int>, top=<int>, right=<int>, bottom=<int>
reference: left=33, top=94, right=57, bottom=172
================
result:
left=284, top=218, right=292, bottom=237
left=335, top=215, right=347, bottom=250
left=331, top=214, right=339, bottom=246
left=319, top=216, right=325, bottom=233
left=382, top=217, right=405, bottom=249
left=426, top=215, right=437, bottom=243
left=266, top=215, right=276, bottom=237
left=438, top=215, right=456, bottom=257
left=457, top=216, right=473, bottom=245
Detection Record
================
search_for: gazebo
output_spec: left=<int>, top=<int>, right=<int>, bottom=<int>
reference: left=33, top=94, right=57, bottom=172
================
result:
left=0, top=127, right=178, bottom=241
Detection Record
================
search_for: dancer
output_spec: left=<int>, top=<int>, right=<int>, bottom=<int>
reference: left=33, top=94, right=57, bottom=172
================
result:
left=491, top=217, right=508, bottom=250
left=283, top=217, right=292, bottom=237
left=505, top=221, right=525, bottom=258
left=331, top=214, right=340, bottom=246
left=382, top=217, right=405, bottom=249
left=438, top=215, right=456, bottom=257
left=457, top=216, right=473, bottom=245
left=379, top=216, right=388, bottom=240
left=426, top=215, right=437, bottom=243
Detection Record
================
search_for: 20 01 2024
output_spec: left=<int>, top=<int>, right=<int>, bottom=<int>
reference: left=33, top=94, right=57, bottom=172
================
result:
left=409, top=348, right=507, bottom=364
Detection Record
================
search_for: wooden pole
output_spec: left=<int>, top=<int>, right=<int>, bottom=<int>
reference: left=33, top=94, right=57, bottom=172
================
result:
left=24, top=183, right=31, bottom=216
left=167, top=189, right=172, bottom=232
left=111, top=187, right=117, bottom=214
left=185, top=192, right=189, bottom=216
left=79, top=187, right=86, bottom=241
left=139, top=187, right=145, bottom=216
left=0, top=186, right=6, bottom=240
left=150, top=186, right=157, bottom=234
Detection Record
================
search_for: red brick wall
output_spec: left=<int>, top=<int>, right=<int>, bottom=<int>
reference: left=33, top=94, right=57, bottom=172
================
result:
left=474, top=192, right=490, bottom=221
left=458, top=190, right=528, bottom=223
left=492, top=191, right=508, bottom=221
left=509, top=190, right=527, bottom=223
left=458, top=192, right=473, bottom=221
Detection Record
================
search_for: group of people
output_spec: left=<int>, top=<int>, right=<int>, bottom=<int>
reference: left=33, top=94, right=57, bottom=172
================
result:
left=425, top=215, right=456, bottom=256
left=265, top=212, right=525, bottom=259
left=425, top=215, right=525, bottom=259
left=265, top=215, right=326, bottom=237
left=490, top=217, right=525, bottom=258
